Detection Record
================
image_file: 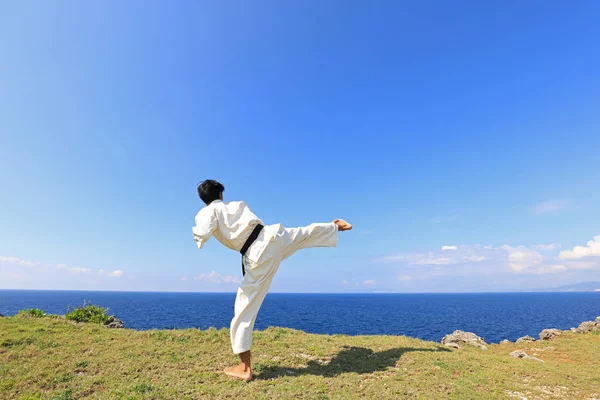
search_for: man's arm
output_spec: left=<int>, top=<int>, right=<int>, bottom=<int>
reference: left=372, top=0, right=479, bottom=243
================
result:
left=192, top=209, right=217, bottom=249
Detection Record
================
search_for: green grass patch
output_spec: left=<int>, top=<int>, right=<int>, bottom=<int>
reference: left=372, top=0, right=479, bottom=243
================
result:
left=16, top=308, right=46, bottom=318
left=53, top=374, right=74, bottom=384
left=1, top=337, right=34, bottom=347
left=21, top=394, right=44, bottom=400
left=65, top=303, right=110, bottom=324
left=50, top=388, right=73, bottom=400
left=132, top=383, right=153, bottom=394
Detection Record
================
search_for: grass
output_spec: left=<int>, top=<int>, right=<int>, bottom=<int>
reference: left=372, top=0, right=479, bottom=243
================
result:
left=65, top=303, right=110, bottom=325
left=15, top=309, right=46, bottom=318
left=1, top=317, right=599, bottom=399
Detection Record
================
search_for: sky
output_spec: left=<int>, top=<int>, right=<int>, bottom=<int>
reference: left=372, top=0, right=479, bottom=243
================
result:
left=1, top=1, right=599, bottom=293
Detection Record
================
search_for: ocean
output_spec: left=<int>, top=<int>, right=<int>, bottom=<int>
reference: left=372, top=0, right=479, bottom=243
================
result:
left=1, top=290, right=599, bottom=343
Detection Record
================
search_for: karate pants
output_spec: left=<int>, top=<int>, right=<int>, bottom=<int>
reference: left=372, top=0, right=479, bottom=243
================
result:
left=230, top=222, right=338, bottom=354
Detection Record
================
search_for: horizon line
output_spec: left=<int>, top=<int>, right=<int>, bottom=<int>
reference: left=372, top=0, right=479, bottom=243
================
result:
left=1, top=288, right=599, bottom=295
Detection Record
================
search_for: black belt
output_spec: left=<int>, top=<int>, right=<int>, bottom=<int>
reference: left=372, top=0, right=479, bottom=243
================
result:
left=240, top=224, right=264, bottom=276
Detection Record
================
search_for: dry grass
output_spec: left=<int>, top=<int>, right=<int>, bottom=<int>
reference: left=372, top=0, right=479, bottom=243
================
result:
left=1, top=317, right=599, bottom=399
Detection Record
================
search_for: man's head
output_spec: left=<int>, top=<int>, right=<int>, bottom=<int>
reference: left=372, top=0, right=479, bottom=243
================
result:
left=197, top=180, right=224, bottom=205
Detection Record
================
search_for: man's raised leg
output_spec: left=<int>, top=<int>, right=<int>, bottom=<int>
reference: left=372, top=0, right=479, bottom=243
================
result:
left=280, top=219, right=352, bottom=260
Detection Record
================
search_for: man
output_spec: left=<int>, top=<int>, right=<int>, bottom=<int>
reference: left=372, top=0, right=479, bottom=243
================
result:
left=192, top=180, right=352, bottom=381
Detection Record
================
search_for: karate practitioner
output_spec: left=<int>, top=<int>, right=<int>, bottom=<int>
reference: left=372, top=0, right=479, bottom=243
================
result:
left=192, top=180, right=352, bottom=381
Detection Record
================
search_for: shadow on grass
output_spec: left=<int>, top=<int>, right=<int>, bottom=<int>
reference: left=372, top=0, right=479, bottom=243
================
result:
left=257, top=345, right=451, bottom=379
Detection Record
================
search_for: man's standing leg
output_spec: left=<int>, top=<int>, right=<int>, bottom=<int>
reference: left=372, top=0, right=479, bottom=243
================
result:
left=224, top=254, right=281, bottom=381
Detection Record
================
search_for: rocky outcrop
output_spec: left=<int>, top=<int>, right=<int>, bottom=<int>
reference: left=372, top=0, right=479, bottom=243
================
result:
left=575, top=317, right=600, bottom=333
left=441, top=330, right=487, bottom=350
left=500, top=339, right=511, bottom=344
left=105, top=316, right=124, bottom=329
left=539, top=329, right=562, bottom=341
left=0, top=313, right=4, bottom=317
left=516, top=335, right=536, bottom=343
left=510, top=350, right=544, bottom=363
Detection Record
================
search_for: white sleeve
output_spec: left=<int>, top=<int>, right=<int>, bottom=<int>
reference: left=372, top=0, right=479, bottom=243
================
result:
left=192, top=209, right=218, bottom=249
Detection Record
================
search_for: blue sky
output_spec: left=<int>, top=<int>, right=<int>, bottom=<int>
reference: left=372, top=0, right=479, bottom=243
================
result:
left=1, top=1, right=599, bottom=292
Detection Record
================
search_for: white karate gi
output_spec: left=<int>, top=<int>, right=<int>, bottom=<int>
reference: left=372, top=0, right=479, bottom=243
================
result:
left=193, top=200, right=338, bottom=354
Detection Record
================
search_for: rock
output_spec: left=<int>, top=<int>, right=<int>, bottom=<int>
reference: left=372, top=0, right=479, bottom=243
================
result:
left=516, top=335, right=536, bottom=343
left=500, top=339, right=511, bottom=344
left=575, top=320, right=599, bottom=334
left=441, top=330, right=487, bottom=350
left=0, top=313, right=4, bottom=317
left=510, top=350, right=528, bottom=358
left=510, top=350, right=544, bottom=363
left=105, top=316, right=124, bottom=329
left=539, top=329, right=562, bottom=341
left=596, top=316, right=600, bottom=323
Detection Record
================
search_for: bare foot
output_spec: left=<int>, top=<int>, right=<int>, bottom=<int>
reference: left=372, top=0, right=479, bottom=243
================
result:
left=224, top=363, right=253, bottom=382
left=334, top=219, right=352, bottom=231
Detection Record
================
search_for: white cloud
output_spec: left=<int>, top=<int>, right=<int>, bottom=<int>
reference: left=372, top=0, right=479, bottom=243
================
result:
left=68, top=267, right=91, bottom=274
left=546, top=264, right=567, bottom=273
left=378, top=242, right=598, bottom=275
left=180, top=277, right=189, bottom=281
left=381, top=247, right=486, bottom=266
left=501, top=245, right=543, bottom=272
left=532, top=244, right=560, bottom=251
left=98, top=269, right=125, bottom=277
left=0, top=256, right=39, bottom=267
left=534, top=200, right=569, bottom=215
left=56, top=264, right=91, bottom=274
left=341, top=279, right=376, bottom=287
left=559, top=235, right=600, bottom=260
left=195, top=271, right=240, bottom=284
left=398, top=275, right=413, bottom=281
left=441, top=246, right=457, bottom=251
left=1, top=256, right=93, bottom=275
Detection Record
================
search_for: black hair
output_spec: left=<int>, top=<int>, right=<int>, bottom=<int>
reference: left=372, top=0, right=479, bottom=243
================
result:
left=197, top=180, right=225, bottom=205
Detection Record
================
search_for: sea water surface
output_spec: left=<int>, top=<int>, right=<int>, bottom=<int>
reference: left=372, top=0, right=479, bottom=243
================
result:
left=1, top=290, right=599, bottom=343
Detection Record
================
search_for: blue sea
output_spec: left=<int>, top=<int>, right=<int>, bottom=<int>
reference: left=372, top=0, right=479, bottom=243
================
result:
left=1, top=290, right=599, bottom=343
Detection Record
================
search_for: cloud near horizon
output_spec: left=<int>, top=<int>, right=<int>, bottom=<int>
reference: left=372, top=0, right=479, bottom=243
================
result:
left=532, top=244, right=561, bottom=251
left=441, top=246, right=457, bottom=251
left=3, top=235, right=599, bottom=291
left=378, top=234, right=600, bottom=276
left=99, top=269, right=125, bottom=277
left=559, top=235, right=600, bottom=260
left=195, top=271, right=240, bottom=285
left=1, top=256, right=125, bottom=279
left=0, top=256, right=39, bottom=267
left=341, top=279, right=377, bottom=287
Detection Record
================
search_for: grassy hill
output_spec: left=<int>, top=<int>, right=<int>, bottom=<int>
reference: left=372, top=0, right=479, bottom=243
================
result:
left=1, top=316, right=599, bottom=399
